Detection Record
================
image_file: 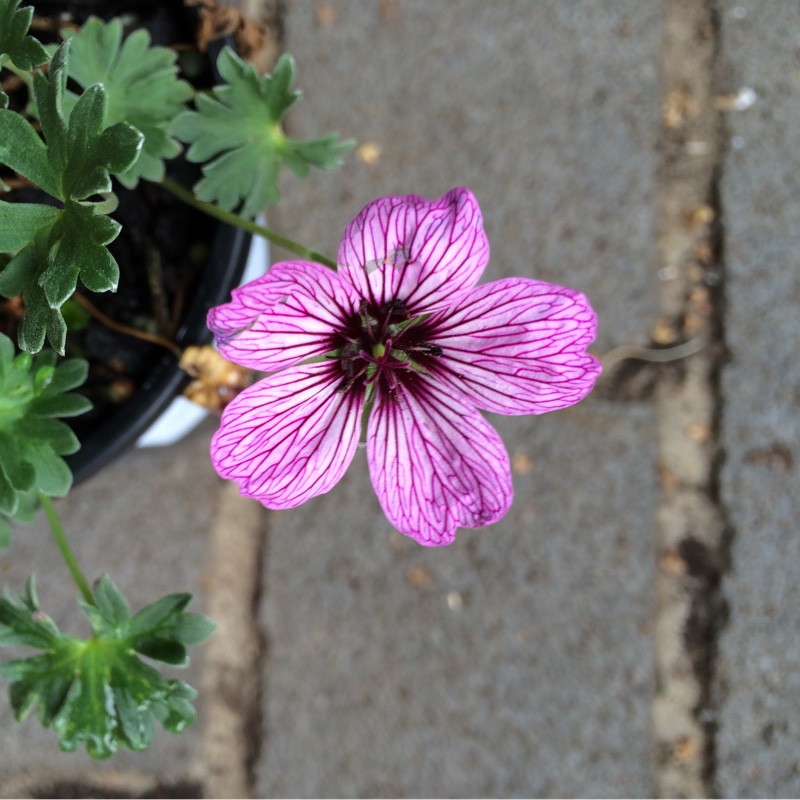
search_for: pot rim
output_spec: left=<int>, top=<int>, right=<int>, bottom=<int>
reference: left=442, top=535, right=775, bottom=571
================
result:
left=66, top=222, right=251, bottom=483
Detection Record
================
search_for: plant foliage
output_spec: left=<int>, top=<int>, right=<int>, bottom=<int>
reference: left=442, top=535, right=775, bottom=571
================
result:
left=0, top=575, right=214, bottom=758
left=0, top=0, right=49, bottom=107
left=172, top=50, right=354, bottom=218
left=0, top=40, right=143, bottom=353
left=60, top=17, right=193, bottom=187
left=0, top=332, right=90, bottom=546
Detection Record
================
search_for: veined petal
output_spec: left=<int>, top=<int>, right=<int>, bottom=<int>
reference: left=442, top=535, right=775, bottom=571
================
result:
left=210, top=362, right=364, bottom=508
left=429, top=277, right=601, bottom=415
left=337, top=188, right=489, bottom=315
left=207, top=261, right=358, bottom=371
left=367, top=376, right=512, bottom=546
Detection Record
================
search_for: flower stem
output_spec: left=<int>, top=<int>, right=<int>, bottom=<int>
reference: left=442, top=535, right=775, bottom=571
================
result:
left=39, top=493, right=94, bottom=606
left=158, top=176, right=337, bottom=269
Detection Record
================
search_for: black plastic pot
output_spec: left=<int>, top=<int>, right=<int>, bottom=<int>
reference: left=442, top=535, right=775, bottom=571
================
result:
left=20, top=1, right=256, bottom=481
left=65, top=224, right=250, bottom=483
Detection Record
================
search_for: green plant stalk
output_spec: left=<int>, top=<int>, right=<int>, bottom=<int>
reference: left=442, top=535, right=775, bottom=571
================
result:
left=39, top=493, right=94, bottom=606
left=159, top=176, right=337, bottom=269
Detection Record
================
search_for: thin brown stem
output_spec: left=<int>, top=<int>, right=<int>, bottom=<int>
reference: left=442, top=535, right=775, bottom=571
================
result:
left=72, top=292, right=183, bottom=360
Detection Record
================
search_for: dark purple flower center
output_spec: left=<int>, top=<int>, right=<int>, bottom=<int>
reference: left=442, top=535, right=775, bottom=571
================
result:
left=334, top=299, right=442, bottom=394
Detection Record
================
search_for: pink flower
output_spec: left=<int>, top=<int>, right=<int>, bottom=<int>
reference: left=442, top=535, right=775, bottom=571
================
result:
left=208, top=189, right=601, bottom=546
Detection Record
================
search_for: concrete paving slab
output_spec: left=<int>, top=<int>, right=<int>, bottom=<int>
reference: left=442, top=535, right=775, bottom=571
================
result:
left=269, top=0, right=662, bottom=354
left=259, top=407, right=657, bottom=798
left=257, top=1, right=663, bottom=796
left=715, top=2, right=800, bottom=796
left=0, top=420, right=222, bottom=797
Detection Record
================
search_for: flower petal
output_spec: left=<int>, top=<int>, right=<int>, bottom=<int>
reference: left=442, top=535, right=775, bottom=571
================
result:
left=207, top=261, right=358, bottom=371
left=211, top=361, right=364, bottom=508
left=428, top=277, right=601, bottom=415
left=367, top=376, right=512, bottom=546
left=337, top=188, right=489, bottom=315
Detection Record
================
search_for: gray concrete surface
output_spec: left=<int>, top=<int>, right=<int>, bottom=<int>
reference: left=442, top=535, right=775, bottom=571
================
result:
left=715, top=3, right=800, bottom=797
left=0, top=0, right=798, bottom=798
left=258, top=406, right=658, bottom=798
left=259, top=1, right=661, bottom=796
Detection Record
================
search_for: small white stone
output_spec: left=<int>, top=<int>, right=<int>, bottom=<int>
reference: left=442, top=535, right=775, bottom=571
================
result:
left=659, top=265, right=679, bottom=281
left=685, top=140, right=711, bottom=156
left=446, top=591, right=464, bottom=611
left=732, top=87, right=757, bottom=111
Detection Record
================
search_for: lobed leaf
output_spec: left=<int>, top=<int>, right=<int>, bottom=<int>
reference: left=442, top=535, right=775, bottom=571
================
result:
left=61, top=83, right=143, bottom=199
left=0, top=577, right=60, bottom=648
left=0, top=232, right=66, bottom=354
left=39, top=199, right=122, bottom=309
left=61, top=17, right=193, bottom=187
left=0, top=0, right=49, bottom=69
left=0, top=200, right=60, bottom=252
left=92, top=575, right=131, bottom=628
left=0, top=577, right=214, bottom=758
left=0, top=0, right=49, bottom=107
left=0, top=110, right=59, bottom=195
left=172, top=49, right=353, bottom=218
left=0, top=41, right=143, bottom=353
left=0, top=332, right=88, bottom=539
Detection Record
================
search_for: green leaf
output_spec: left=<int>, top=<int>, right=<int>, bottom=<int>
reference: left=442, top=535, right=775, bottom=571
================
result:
left=62, top=83, right=143, bottom=199
left=0, top=236, right=37, bottom=298
left=13, top=487, right=39, bottom=523
left=172, top=49, right=354, bottom=218
left=0, top=0, right=49, bottom=106
left=0, top=110, right=60, bottom=196
left=33, top=42, right=70, bottom=184
left=0, top=41, right=142, bottom=353
left=28, top=392, right=92, bottom=419
left=0, top=488, right=39, bottom=540
left=31, top=41, right=144, bottom=199
left=167, top=612, right=217, bottom=646
left=41, top=200, right=122, bottom=306
left=18, top=439, right=72, bottom=496
left=0, top=234, right=65, bottom=354
left=0, top=430, right=36, bottom=490
left=0, top=0, right=49, bottom=71
left=42, top=358, right=89, bottom=394
left=124, top=593, right=216, bottom=669
left=0, top=332, right=87, bottom=534
left=0, top=578, right=60, bottom=649
left=15, top=417, right=80, bottom=455
left=0, top=201, right=124, bottom=353
left=61, top=17, right=193, bottom=187
left=134, top=638, right=187, bottom=667
left=91, top=575, right=131, bottom=629
left=0, top=200, right=61, bottom=252
left=0, top=578, right=212, bottom=758
left=125, top=593, right=191, bottom=637
left=0, top=467, right=17, bottom=515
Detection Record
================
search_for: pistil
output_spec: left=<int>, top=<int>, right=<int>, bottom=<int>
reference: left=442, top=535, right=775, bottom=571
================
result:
left=336, top=300, right=440, bottom=394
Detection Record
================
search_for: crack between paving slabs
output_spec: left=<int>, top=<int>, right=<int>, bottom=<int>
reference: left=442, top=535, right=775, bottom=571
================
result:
left=202, top=482, right=269, bottom=799
left=652, top=0, right=735, bottom=797
left=198, top=2, right=283, bottom=796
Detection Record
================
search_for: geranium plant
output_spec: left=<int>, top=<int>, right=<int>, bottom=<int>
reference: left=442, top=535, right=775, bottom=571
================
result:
left=0, top=0, right=600, bottom=759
